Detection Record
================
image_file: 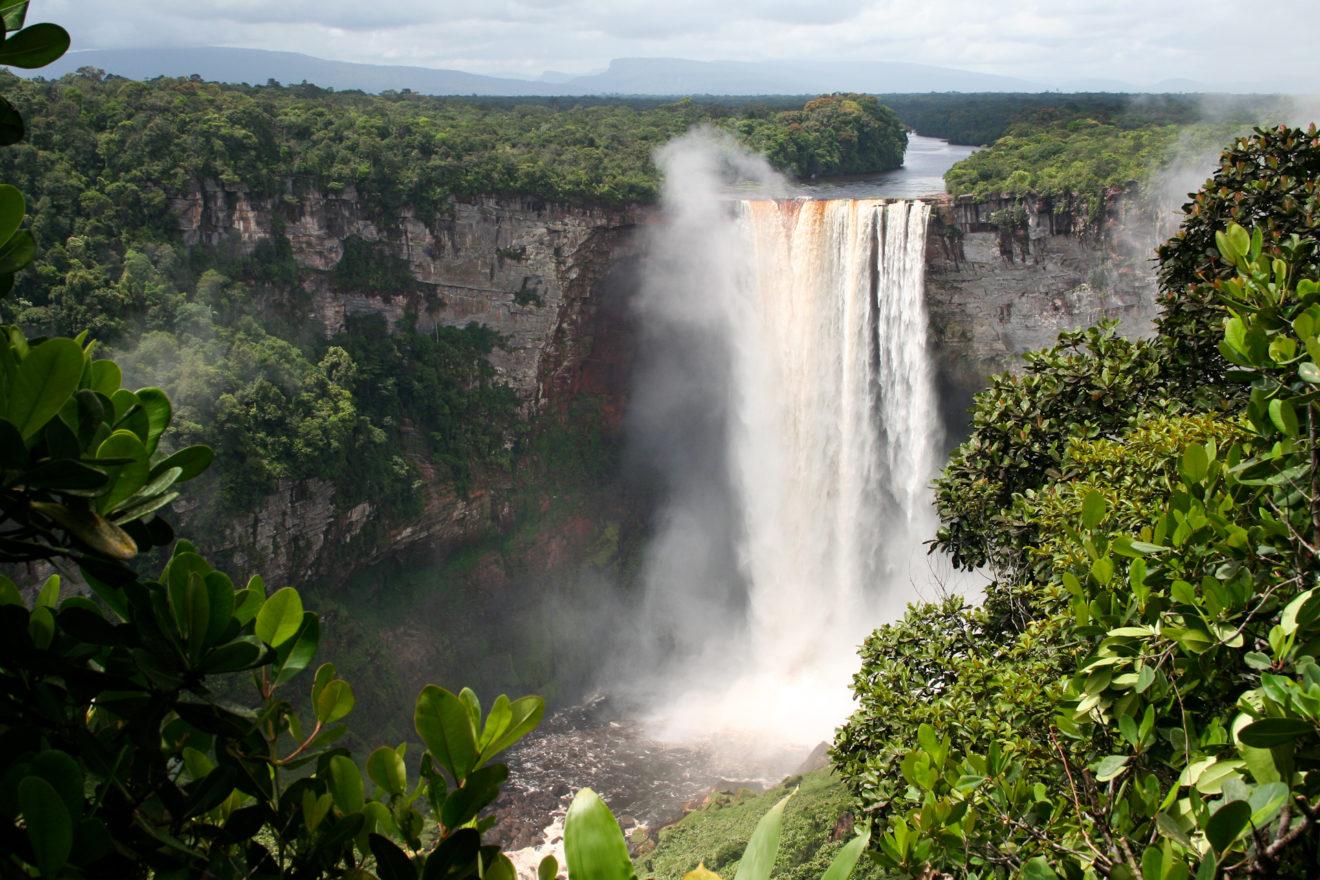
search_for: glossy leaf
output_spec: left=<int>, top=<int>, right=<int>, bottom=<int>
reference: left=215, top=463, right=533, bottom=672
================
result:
left=0, top=183, right=23, bottom=246
left=564, top=788, right=634, bottom=880
left=328, top=754, right=364, bottom=813
left=7, top=338, right=84, bottom=439
left=476, top=695, right=544, bottom=766
left=1238, top=718, right=1313, bottom=747
left=820, top=828, right=871, bottom=880
left=1205, top=800, right=1251, bottom=852
left=151, top=444, right=213, bottom=482
left=18, top=776, right=72, bottom=877
left=0, top=22, right=70, bottom=67
left=254, top=586, right=303, bottom=647
left=415, top=685, right=478, bottom=783
left=732, top=792, right=791, bottom=880
left=367, top=745, right=407, bottom=796
left=314, top=678, right=355, bottom=725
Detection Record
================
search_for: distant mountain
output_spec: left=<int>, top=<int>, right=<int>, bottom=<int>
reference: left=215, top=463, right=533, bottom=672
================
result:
left=566, top=57, right=1040, bottom=94
left=27, top=47, right=1045, bottom=96
left=24, top=47, right=561, bottom=96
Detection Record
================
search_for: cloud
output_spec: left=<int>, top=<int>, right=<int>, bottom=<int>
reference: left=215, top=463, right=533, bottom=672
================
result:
left=41, top=0, right=1320, bottom=88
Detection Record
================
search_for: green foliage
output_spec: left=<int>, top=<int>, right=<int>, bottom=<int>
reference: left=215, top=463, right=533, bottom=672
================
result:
left=0, top=74, right=900, bottom=516
left=0, top=325, right=206, bottom=578
left=840, top=224, right=1320, bottom=877
left=1157, top=126, right=1320, bottom=383
left=0, top=328, right=543, bottom=877
left=0, top=7, right=68, bottom=297
left=731, top=94, right=906, bottom=179
left=328, top=313, right=519, bottom=495
left=845, top=114, right=1320, bottom=877
left=0, top=17, right=549, bottom=876
left=931, top=323, right=1174, bottom=578
left=571, top=778, right=870, bottom=880
left=944, top=120, right=1181, bottom=203
left=637, top=772, right=880, bottom=880
left=877, top=93, right=1273, bottom=148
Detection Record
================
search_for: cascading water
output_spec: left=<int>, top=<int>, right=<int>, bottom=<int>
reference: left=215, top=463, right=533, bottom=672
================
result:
left=732, top=199, right=938, bottom=675
left=627, top=132, right=949, bottom=758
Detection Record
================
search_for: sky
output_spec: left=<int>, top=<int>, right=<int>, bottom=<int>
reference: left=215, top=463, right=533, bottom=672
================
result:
left=41, top=0, right=1320, bottom=90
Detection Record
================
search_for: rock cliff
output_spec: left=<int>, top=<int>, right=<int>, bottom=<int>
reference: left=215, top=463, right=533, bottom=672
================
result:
left=171, top=180, right=643, bottom=586
left=923, top=190, right=1164, bottom=426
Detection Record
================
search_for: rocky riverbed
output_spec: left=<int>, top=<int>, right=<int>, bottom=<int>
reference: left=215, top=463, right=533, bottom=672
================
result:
left=491, top=696, right=816, bottom=877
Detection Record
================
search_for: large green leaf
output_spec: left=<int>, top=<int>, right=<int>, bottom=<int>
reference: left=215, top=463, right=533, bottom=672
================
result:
left=0, top=227, right=34, bottom=273
left=369, top=833, right=417, bottom=880
left=151, top=444, right=213, bottom=482
left=88, top=359, right=120, bottom=397
left=732, top=792, right=792, bottom=880
left=167, top=571, right=210, bottom=654
left=95, top=429, right=150, bottom=514
left=328, top=754, right=364, bottom=814
left=1238, top=717, right=1314, bottom=748
left=273, top=612, right=320, bottom=686
left=440, top=763, right=507, bottom=829
left=820, top=828, right=871, bottom=880
left=314, top=678, right=355, bottom=725
left=564, top=788, right=633, bottom=880
left=0, top=184, right=24, bottom=246
left=6, top=338, right=84, bottom=439
left=1, top=2, right=30, bottom=31
left=0, top=22, right=69, bottom=67
left=254, top=586, right=303, bottom=647
left=133, top=387, right=171, bottom=453
left=31, top=750, right=83, bottom=819
left=366, top=745, right=407, bottom=796
left=0, top=97, right=21, bottom=146
left=18, top=776, right=72, bottom=877
left=476, top=695, right=544, bottom=766
left=1205, top=800, right=1251, bottom=852
left=414, top=685, right=479, bottom=783
left=1080, top=489, right=1106, bottom=529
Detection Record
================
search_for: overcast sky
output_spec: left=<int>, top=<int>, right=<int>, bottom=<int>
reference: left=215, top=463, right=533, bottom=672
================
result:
left=41, top=0, right=1320, bottom=89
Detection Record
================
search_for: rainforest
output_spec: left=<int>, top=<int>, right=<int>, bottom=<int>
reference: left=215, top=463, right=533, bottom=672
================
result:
left=0, top=2, right=1318, bottom=880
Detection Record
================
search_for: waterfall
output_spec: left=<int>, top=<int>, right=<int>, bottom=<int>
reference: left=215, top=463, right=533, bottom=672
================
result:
left=626, top=132, right=947, bottom=759
left=730, top=199, right=938, bottom=674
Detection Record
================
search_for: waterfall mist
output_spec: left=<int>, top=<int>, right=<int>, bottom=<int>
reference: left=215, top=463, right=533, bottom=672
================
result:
left=617, top=129, right=953, bottom=764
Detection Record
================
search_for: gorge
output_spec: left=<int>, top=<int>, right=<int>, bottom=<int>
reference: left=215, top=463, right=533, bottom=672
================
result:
left=140, top=132, right=1174, bottom=786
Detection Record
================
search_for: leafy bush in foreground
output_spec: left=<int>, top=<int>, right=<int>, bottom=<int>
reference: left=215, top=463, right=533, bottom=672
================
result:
left=841, top=224, right=1320, bottom=877
left=0, top=325, right=544, bottom=878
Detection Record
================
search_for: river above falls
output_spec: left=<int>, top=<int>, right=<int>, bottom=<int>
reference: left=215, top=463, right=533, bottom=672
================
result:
left=724, top=133, right=977, bottom=200
left=795, top=133, right=978, bottom=198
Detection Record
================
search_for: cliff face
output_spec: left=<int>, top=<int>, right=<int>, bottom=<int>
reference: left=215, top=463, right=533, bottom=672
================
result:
left=922, top=190, right=1164, bottom=420
left=173, top=181, right=642, bottom=408
left=171, top=180, right=643, bottom=586
left=171, top=179, right=1167, bottom=588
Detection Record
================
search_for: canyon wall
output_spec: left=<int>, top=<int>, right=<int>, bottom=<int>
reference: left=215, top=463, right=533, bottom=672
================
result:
left=171, top=180, right=643, bottom=586
left=922, top=190, right=1164, bottom=424
left=171, top=179, right=1167, bottom=588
